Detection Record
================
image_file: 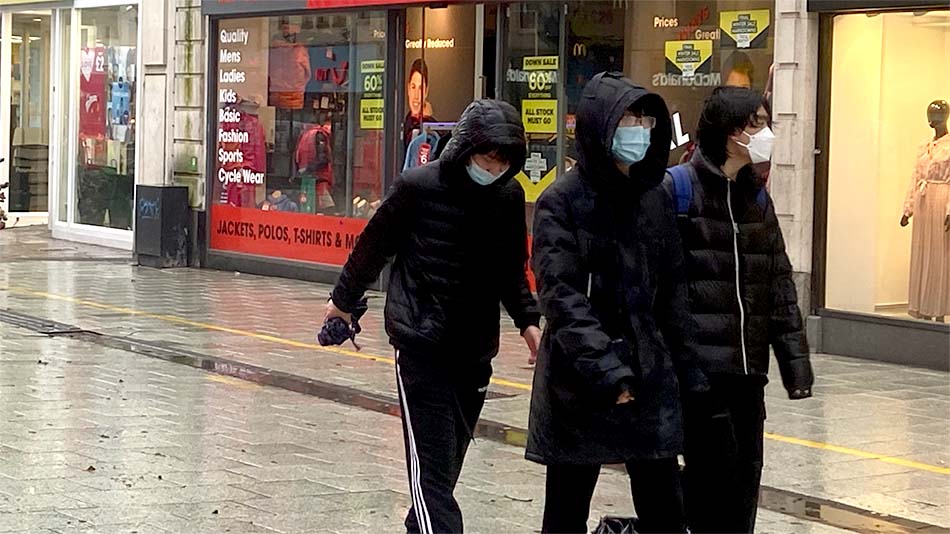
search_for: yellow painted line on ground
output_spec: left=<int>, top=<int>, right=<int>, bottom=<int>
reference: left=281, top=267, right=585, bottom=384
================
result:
left=8, top=286, right=947, bottom=475
left=10, top=287, right=394, bottom=365
left=764, top=433, right=950, bottom=476
left=207, top=374, right=261, bottom=390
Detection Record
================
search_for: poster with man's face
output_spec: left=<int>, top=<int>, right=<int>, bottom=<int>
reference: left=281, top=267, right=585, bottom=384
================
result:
left=404, top=5, right=475, bottom=125
left=407, top=63, right=429, bottom=118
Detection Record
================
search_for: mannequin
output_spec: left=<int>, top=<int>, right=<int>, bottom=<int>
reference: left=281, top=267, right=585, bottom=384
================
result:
left=900, top=100, right=950, bottom=322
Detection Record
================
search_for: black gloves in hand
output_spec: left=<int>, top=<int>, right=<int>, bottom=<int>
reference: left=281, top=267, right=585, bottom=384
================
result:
left=317, top=297, right=369, bottom=350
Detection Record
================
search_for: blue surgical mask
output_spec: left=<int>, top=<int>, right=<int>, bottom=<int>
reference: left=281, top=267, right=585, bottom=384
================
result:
left=467, top=161, right=508, bottom=186
left=611, top=126, right=651, bottom=166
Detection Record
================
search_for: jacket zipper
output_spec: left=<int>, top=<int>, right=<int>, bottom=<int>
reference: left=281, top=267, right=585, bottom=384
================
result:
left=726, top=181, right=750, bottom=375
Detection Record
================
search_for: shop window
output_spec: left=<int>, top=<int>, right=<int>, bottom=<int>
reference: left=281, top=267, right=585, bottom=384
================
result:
left=209, top=12, right=387, bottom=266
left=825, top=10, right=950, bottom=322
left=8, top=12, right=52, bottom=214
left=403, top=5, right=476, bottom=169
left=580, top=0, right=774, bottom=164
left=501, top=0, right=775, bottom=204
left=74, top=6, right=138, bottom=230
left=501, top=2, right=561, bottom=210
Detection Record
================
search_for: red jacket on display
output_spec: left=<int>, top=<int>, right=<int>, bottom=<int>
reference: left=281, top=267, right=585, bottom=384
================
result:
left=295, top=124, right=333, bottom=183
left=269, top=40, right=311, bottom=110
left=295, top=124, right=334, bottom=207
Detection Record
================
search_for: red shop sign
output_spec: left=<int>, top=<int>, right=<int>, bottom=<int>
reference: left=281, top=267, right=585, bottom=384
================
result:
left=306, top=0, right=419, bottom=7
left=211, top=205, right=367, bottom=266
left=204, top=0, right=440, bottom=15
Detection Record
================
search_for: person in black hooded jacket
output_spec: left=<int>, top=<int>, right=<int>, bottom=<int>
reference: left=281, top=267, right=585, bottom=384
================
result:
left=661, top=86, right=814, bottom=533
left=326, top=99, right=541, bottom=534
left=527, top=72, right=707, bottom=534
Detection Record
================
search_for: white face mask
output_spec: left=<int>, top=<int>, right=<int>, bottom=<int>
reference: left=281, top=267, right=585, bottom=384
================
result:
left=734, top=126, right=774, bottom=164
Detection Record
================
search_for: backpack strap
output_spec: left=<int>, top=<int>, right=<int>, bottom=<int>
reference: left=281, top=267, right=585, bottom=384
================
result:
left=755, top=187, right=768, bottom=212
left=670, top=162, right=768, bottom=214
left=668, top=164, right=695, bottom=216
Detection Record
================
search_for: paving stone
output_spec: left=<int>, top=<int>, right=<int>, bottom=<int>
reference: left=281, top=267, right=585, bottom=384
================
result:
left=0, top=511, right=81, bottom=533
left=229, top=480, right=341, bottom=500
left=0, top=228, right=943, bottom=531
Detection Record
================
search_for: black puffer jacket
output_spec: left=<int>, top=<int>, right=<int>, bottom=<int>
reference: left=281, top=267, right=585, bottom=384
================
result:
left=660, top=149, right=813, bottom=397
left=332, top=100, right=540, bottom=362
left=527, top=73, right=707, bottom=465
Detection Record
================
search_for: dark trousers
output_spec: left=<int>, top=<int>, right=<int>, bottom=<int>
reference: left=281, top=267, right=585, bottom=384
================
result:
left=683, top=375, right=766, bottom=534
left=395, top=350, right=489, bottom=534
left=541, top=458, right=686, bottom=534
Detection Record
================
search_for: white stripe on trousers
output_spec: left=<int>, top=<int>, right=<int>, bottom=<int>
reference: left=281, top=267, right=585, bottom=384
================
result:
left=396, top=351, right=434, bottom=534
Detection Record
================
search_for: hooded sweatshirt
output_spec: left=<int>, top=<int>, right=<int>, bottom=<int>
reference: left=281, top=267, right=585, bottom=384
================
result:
left=527, top=72, right=703, bottom=464
left=332, top=99, right=540, bottom=362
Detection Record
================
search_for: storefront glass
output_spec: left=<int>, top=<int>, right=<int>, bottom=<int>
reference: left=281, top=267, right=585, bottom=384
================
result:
left=8, top=11, right=52, bottom=214
left=205, top=1, right=771, bottom=270
left=502, top=0, right=775, bottom=203
left=824, top=10, right=950, bottom=322
left=209, top=11, right=388, bottom=265
left=207, top=3, right=486, bottom=268
left=74, top=5, right=138, bottom=230
left=502, top=2, right=561, bottom=213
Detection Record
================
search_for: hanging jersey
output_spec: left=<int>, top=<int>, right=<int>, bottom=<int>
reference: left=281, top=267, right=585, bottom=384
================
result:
left=403, top=131, right=441, bottom=171
left=79, top=47, right=107, bottom=138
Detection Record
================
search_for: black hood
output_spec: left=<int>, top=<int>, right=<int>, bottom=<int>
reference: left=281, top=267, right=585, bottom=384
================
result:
left=439, top=99, right=527, bottom=185
left=576, top=72, right=672, bottom=190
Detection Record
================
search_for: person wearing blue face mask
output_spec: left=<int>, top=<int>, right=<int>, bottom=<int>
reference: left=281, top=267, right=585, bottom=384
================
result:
left=528, top=72, right=707, bottom=534
left=326, top=99, right=541, bottom=534
left=612, top=113, right=656, bottom=169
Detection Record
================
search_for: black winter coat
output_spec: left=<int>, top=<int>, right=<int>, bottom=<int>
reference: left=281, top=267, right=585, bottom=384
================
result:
left=661, top=150, right=813, bottom=396
left=332, top=100, right=540, bottom=362
left=527, top=73, right=707, bottom=465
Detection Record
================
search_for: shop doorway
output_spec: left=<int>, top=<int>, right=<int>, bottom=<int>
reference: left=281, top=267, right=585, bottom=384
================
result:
left=0, top=9, right=53, bottom=227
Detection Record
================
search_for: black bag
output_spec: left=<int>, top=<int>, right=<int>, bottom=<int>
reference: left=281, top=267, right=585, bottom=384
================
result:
left=592, top=516, right=638, bottom=534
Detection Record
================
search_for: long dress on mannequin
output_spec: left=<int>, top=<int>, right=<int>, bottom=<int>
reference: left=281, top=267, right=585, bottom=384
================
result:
left=903, top=134, right=950, bottom=319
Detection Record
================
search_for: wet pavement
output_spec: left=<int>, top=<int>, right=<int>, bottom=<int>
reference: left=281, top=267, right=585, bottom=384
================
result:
left=0, top=320, right=853, bottom=533
left=0, top=226, right=948, bottom=532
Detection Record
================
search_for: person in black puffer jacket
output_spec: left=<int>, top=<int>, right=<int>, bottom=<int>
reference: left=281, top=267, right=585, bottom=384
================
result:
left=327, top=99, right=541, bottom=534
left=527, top=72, right=708, bottom=534
left=661, top=86, right=814, bottom=534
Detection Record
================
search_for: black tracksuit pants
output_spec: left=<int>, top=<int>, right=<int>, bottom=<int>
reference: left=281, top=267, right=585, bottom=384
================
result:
left=683, top=374, right=767, bottom=534
left=395, top=350, right=489, bottom=534
left=541, top=458, right=687, bottom=534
